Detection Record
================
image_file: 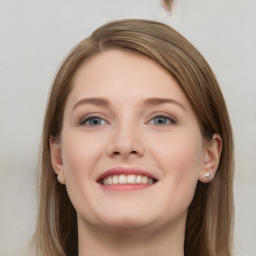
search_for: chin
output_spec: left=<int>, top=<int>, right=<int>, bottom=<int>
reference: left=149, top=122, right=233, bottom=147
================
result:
left=99, top=213, right=154, bottom=230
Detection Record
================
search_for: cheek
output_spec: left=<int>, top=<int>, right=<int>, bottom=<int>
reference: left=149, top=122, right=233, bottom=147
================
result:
left=149, top=131, right=203, bottom=210
left=61, top=131, right=105, bottom=183
left=154, top=129, right=203, bottom=174
left=60, top=132, right=106, bottom=218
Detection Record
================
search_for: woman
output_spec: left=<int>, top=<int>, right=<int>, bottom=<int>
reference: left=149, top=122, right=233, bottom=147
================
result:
left=35, top=19, right=234, bottom=256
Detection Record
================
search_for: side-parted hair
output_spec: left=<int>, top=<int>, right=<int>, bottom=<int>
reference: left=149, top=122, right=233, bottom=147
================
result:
left=36, top=19, right=234, bottom=256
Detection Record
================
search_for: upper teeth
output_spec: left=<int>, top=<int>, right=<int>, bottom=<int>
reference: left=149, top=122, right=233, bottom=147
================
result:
left=102, top=174, right=154, bottom=186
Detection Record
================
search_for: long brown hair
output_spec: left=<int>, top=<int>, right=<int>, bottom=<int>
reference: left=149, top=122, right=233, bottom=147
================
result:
left=36, top=19, right=234, bottom=256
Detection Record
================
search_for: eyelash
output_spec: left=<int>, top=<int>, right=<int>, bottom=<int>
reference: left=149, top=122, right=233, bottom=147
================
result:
left=149, top=114, right=176, bottom=126
left=79, top=114, right=177, bottom=127
left=80, top=115, right=108, bottom=126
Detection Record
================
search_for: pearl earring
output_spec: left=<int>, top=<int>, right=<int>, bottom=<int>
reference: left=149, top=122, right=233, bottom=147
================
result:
left=204, top=172, right=211, bottom=178
left=57, top=172, right=66, bottom=184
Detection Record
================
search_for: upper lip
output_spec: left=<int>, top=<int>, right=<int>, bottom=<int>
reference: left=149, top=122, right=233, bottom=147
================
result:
left=96, top=167, right=159, bottom=182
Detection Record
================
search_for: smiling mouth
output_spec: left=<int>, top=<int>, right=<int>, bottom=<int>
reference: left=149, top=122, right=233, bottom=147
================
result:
left=98, top=174, right=158, bottom=186
left=96, top=167, right=159, bottom=191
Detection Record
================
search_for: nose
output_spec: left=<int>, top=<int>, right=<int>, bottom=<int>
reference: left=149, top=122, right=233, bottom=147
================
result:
left=107, top=124, right=145, bottom=159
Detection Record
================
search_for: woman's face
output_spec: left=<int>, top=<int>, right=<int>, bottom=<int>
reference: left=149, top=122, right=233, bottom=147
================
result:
left=51, top=49, right=214, bottom=232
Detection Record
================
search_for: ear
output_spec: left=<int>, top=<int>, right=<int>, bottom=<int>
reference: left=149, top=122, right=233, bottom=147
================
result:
left=199, top=133, right=222, bottom=183
left=49, top=136, right=66, bottom=185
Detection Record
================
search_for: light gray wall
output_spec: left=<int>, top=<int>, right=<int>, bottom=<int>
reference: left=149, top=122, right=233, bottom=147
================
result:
left=0, top=1, right=255, bottom=255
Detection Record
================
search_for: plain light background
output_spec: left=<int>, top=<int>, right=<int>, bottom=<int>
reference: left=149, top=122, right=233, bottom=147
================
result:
left=0, top=1, right=255, bottom=255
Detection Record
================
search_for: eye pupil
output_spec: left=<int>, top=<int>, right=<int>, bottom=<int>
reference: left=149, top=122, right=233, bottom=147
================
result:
left=89, top=118, right=101, bottom=125
left=155, top=117, right=166, bottom=124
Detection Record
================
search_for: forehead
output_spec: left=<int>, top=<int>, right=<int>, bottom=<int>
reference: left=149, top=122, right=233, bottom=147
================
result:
left=69, top=49, right=190, bottom=105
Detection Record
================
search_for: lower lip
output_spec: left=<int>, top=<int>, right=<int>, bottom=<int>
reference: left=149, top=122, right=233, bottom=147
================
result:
left=98, top=183, right=156, bottom=191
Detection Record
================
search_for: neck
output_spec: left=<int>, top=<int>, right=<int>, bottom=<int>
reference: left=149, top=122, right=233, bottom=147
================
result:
left=77, top=216, right=185, bottom=256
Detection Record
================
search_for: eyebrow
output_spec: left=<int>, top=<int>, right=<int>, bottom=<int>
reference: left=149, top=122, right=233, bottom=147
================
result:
left=72, top=97, right=110, bottom=111
left=72, top=97, right=185, bottom=111
left=143, top=97, right=186, bottom=111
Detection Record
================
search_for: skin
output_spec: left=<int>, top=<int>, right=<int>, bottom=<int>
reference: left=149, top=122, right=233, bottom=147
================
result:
left=50, top=49, right=221, bottom=256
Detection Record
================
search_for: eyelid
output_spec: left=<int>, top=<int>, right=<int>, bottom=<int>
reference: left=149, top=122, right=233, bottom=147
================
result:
left=78, top=112, right=177, bottom=126
left=148, top=112, right=177, bottom=125
left=79, top=113, right=110, bottom=126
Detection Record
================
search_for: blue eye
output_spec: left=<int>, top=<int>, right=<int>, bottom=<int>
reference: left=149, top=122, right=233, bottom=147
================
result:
left=150, top=115, right=176, bottom=125
left=80, top=117, right=107, bottom=126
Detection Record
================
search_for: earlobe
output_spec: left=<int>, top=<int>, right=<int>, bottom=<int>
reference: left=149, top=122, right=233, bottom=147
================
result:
left=49, top=136, right=66, bottom=185
left=57, top=171, right=66, bottom=184
left=199, top=133, right=222, bottom=183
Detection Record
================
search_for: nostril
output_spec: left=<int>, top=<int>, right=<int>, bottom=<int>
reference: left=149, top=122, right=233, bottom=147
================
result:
left=112, top=150, right=137, bottom=156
